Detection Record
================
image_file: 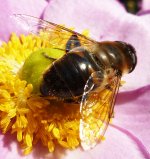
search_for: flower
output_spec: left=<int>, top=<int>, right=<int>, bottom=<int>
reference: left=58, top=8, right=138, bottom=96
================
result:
left=0, top=32, right=85, bottom=154
left=0, top=0, right=150, bottom=159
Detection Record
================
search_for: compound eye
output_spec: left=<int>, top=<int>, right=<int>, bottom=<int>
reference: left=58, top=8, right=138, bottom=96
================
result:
left=126, top=43, right=137, bottom=72
left=115, top=41, right=137, bottom=73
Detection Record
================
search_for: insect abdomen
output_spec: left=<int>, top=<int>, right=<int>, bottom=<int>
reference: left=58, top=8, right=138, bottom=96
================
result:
left=40, top=49, right=102, bottom=99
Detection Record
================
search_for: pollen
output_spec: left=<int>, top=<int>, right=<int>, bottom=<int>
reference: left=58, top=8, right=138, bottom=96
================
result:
left=0, top=32, right=82, bottom=155
left=0, top=30, right=110, bottom=155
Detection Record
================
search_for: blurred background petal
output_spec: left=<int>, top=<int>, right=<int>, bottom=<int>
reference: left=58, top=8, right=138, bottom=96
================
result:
left=0, top=0, right=47, bottom=41
left=141, top=0, right=150, bottom=10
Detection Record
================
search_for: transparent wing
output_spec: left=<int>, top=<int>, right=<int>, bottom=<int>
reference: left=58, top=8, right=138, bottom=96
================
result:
left=80, top=70, right=121, bottom=150
left=13, top=14, right=96, bottom=51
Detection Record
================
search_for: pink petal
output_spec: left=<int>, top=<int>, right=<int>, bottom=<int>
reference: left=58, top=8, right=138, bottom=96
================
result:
left=62, top=127, right=148, bottom=159
left=138, top=5, right=150, bottom=23
left=0, top=0, right=47, bottom=41
left=44, top=0, right=126, bottom=40
left=0, top=133, right=30, bottom=159
left=114, top=85, right=150, bottom=156
left=141, top=0, right=150, bottom=11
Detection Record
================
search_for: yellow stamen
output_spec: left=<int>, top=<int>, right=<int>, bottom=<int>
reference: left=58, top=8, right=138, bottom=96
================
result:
left=0, top=33, right=81, bottom=154
left=52, top=127, right=60, bottom=139
left=0, top=30, right=112, bottom=155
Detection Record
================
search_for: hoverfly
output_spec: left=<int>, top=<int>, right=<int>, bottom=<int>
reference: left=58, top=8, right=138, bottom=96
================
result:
left=14, top=14, right=137, bottom=150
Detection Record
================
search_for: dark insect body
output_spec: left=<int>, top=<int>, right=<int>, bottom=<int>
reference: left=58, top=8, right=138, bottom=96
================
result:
left=41, top=40, right=137, bottom=100
left=41, top=47, right=102, bottom=99
left=14, top=14, right=137, bottom=150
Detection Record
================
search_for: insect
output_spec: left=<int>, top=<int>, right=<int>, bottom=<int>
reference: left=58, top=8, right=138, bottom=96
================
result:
left=14, top=14, right=137, bottom=150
